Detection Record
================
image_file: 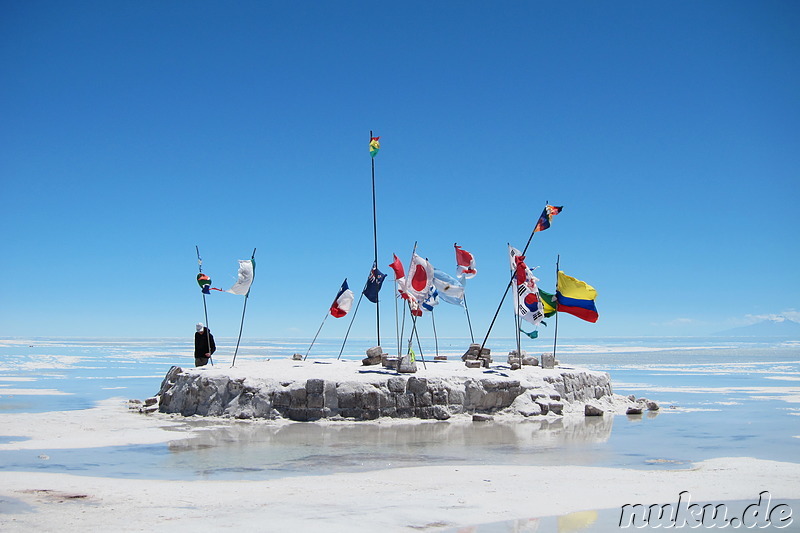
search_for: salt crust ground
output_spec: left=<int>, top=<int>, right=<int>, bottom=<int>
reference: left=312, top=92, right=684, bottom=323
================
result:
left=2, top=360, right=796, bottom=531
left=1, top=456, right=798, bottom=532
left=1, top=398, right=799, bottom=532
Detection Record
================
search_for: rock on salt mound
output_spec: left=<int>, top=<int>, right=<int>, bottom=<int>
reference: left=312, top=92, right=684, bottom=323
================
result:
left=153, top=359, right=642, bottom=421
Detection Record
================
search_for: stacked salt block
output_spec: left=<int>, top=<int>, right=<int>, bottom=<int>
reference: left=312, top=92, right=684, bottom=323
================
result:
left=462, top=343, right=491, bottom=368
left=153, top=363, right=631, bottom=422
left=507, top=349, right=539, bottom=370
left=362, top=346, right=384, bottom=366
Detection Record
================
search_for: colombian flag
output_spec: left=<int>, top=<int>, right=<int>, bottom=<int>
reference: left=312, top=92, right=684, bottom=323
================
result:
left=556, top=271, right=598, bottom=323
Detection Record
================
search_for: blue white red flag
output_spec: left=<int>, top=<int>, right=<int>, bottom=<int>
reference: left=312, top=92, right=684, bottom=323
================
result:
left=329, top=279, right=355, bottom=318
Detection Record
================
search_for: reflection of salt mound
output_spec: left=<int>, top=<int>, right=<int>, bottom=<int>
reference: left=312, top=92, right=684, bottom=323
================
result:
left=154, top=359, right=646, bottom=422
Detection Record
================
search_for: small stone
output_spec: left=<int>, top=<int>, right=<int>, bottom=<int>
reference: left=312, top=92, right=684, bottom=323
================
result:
left=362, top=356, right=381, bottom=366
left=540, top=353, right=555, bottom=369
left=626, top=406, right=643, bottom=415
left=584, top=404, right=604, bottom=416
left=465, top=360, right=482, bottom=369
left=472, top=413, right=493, bottom=422
left=434, top=355, right=448, bottom=361
left=646, top=401, right=660, bottom=411
left=291, top=353, right=303, bottom=360
left=143, top=397, right=157, bottom=407
left=627, top=394, right=636, bottom=401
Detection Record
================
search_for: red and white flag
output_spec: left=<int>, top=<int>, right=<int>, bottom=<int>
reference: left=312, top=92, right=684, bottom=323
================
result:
left=406, top=253, right=434, bottom=303
left=389, top=254, right=408, bottom=299
left=508, top=245, right=544, bottom=326
left=329, top=279, right=354, bottom=318
left=454, top=244, right=477, bottom=279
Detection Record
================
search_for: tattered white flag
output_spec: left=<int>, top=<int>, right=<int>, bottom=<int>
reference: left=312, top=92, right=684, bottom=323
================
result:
left=227, top=259, right=255, bottom=296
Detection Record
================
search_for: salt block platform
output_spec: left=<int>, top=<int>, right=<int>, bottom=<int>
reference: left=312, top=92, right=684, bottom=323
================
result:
left=155, top=358, right=644, bottom=421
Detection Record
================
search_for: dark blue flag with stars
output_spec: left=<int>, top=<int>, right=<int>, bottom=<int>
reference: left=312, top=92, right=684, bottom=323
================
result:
left=363, top=265, right=387, bottom=304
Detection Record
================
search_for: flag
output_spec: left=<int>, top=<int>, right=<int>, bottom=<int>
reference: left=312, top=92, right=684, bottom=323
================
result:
left=369, top=136, right=380, bottom=158
left=556, top=270, right=599, bottom=323
left=454, top=244, right=477, bottom=279
left=534, top=205, right=563, bottom=233
left=389, top=254, right=408, bottom=299
left=422, top=287, right=439, bottom=312
left=538, top=289, right=558, bottom=317
left=197, top=273, right=224, bottom=294
left=363, top=265, right=386, bottom=304
left=227, top=259, right=255, bottom=296
left=406, top=253, right=434, bottom=302
left=330, top=279, right=355, bottom=318
left=508, top=245, right=544, bottom=326
left=409, top=298, right=423, bottom=316
left=520, top=327, right=539, bottom=339
left=432, top=269, right=465, bottom=306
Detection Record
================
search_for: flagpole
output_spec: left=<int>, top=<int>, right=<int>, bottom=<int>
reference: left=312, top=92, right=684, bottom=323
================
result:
left=553, top=254, right=560, bottom=361
left=231, top=248, right=256, bottom=368
left=463, top=290, right=475, bottom=344
left=394, top=278, right=401, bottom=358
left=409, top=314, right=428, bottom=369
left=338, top=289, right=366, bottom=360
left=510, top=244, right=523, bottom=368
left=478, top=203, right=548, bottom=355
left=431, top=309, right=439, bottom=358
left=305, top=313, right=329, bottom=360
left=195, top=246, right=214, bottom=366
left=370, top=130, right=381, bottom=347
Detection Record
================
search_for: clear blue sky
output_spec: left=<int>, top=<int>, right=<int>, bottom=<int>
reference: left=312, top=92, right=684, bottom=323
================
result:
left=2, top=1, right=798, bottom=342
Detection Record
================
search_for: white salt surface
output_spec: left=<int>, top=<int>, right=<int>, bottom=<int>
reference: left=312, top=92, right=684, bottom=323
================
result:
left=1, top=455, right=797, bottom=532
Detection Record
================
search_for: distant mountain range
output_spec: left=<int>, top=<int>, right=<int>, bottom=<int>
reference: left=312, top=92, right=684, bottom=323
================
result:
left=714, top=318, right=800, bottom=337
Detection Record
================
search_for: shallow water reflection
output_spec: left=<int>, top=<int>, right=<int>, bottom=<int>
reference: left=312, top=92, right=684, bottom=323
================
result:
left=0, top=416, right=618, bottom=481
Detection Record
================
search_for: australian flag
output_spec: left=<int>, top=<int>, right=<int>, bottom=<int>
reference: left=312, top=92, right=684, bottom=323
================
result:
left=363, top=265, right=387, bottom=304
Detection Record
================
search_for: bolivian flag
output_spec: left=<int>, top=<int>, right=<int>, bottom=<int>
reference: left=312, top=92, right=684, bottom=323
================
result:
left=556, top=271, right=599, bottom=323
left=369, top=136, right=380, bottom=158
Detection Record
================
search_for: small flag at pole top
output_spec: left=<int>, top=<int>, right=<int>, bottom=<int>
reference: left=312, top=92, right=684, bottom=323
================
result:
left=534, top=205, right=563, bottom=233
left=369, top=136, right=380, bottom=158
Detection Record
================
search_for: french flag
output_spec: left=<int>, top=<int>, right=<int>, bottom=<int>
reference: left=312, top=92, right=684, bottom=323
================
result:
left=329, top=279, right=355, bottom=318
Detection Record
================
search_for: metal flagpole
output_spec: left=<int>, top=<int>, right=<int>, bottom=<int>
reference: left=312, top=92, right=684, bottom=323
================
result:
left=553, top=255, right=560, bottom=360
left=478, top=203, right=548, bottom=355
left=370, top=130, right=381, bottom=347
left=394, top=278, right=401, bottom=358
left=455, top=244, right=475, bottom=343
left=195, top=246, right=214, bottom=366
left=463, top=290, right=475, bottom=344
left=305, top=313, right=328, bottom=360
left=231, top=248, right=256, bottom=368
left=431, top=308, right=439, bottom=358
left=409, top=314, right=428, bottom=369
left=338, top=287, right=366, bottom=360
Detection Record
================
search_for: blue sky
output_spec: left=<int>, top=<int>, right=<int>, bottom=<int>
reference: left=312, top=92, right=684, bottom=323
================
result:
left=1, top=1, right=798, bottom=344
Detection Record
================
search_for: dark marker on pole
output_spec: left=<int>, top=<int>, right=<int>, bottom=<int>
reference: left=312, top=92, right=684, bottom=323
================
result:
left=196, top=246, right=214, bottom=366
